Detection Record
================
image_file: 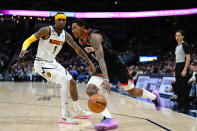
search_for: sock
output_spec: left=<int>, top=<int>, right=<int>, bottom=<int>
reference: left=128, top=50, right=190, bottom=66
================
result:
left=141, top=88, right=157, bottom=100
left=73, top=100, right=81, bottom=111
left=60, top=80, right=69, bottom=116
left=101, top=108, right=112, bottom=118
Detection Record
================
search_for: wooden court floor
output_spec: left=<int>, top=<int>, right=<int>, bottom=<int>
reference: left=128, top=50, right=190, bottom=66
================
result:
left=0, top=82, right=197, bottom=131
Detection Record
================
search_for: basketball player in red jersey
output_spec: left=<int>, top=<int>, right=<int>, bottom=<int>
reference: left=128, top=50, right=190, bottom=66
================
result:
left=72, top=19, right=162, bottom=130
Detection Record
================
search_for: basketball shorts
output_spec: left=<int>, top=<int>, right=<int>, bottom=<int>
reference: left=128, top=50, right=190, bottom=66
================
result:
left=88, top=54, right=132, bottom=88
left=34, top=59, right=72, bottom=84
left=107, top=54, right=131, bottom=84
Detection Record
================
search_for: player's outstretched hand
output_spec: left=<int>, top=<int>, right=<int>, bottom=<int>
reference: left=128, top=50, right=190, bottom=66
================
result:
left=100, top=79, right=111, bottom=94
left=19, top=49, right=28, bottom=58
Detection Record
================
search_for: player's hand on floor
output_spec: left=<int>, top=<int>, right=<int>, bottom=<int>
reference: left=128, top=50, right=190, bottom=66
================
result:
left=19, top=49, right=28, bottom=58
left=100, top=79, right=111, bottom=94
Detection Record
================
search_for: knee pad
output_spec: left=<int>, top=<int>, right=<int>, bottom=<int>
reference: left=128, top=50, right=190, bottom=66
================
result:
left=86, top=84, right=99, bottom=97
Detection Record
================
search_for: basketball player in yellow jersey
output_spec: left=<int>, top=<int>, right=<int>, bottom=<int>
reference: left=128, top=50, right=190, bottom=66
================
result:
left=19, top=13, right=96, bottom=125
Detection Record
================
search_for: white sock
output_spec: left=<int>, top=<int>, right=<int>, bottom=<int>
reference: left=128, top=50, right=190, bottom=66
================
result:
left=60, top=80, right=69, bottom=116
left=101, top=108, right=112, bottom=118
left=141, top=88, right=157, bottom=100
left=73, top=100, right=81, bottom=111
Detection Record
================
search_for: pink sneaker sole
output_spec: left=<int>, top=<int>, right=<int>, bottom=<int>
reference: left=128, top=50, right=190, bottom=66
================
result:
left=58, top=120, right=79, bottom=125
left=152, top=90, right=162, bottom=111
left=73, top=110, right=92, bottom=119
left=94, top=118, right=118, bottom=131
left=73, top=115, right=92, bottom=119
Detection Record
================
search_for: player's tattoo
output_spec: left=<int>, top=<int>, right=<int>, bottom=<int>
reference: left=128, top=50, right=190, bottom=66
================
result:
left=90, top=33, right=109, bottom=80
left=34, top=26, right=50, bottom=39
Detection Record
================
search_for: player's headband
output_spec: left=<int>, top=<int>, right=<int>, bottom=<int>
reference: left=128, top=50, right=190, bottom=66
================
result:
left=55, top=14, right=66, bottom=21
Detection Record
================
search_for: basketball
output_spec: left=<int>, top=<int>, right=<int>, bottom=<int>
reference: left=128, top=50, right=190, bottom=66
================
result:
left=88, top=94, right=107, bottom=113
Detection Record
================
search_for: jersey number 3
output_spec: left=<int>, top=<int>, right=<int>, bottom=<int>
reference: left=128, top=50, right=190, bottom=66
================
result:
left=53, top=46, right=58, bottom=54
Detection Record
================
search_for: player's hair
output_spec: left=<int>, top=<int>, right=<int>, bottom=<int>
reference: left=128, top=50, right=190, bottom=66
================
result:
left=176, top=29, right=185, bottom=36
left=72, top=19, right=88, bottom=29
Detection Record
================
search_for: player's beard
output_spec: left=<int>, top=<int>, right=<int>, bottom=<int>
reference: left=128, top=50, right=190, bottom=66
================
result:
left=58, top=25, right=65, bottom=30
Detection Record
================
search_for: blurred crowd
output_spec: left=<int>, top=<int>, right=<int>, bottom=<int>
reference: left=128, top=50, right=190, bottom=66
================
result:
left=7, top=56, right=91, bottom=83
left=0, top=14, right=197, bottom=83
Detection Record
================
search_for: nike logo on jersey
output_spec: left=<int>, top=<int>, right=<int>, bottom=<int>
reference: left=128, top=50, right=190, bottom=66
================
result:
left=49, top=39, right=64, bottom=45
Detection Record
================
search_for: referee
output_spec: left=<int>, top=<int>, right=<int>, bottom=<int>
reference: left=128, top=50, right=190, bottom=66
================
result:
left=175, top=30, right=191, bottom=113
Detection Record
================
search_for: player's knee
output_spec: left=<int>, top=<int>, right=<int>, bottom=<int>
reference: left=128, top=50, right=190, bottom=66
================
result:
left=127, top=88, right=143, bottom=97
left=86, top=84, right=99, bottom=97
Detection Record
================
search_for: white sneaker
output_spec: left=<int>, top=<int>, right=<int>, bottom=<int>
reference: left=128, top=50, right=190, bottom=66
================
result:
left=58, top=112, right=79, bottom=125
left=72, top=108, right=92, bottom=119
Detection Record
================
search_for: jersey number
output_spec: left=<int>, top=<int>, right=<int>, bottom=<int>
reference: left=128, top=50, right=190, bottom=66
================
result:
left=53, top=46, right=58, bottom=54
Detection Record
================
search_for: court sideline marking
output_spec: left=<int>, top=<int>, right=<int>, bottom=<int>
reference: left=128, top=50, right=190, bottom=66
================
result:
left=112, top=113, right=172, bottom=131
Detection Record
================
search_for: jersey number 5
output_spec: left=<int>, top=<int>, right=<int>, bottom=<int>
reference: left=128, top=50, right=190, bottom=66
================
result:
left=53, top=46, right=58, bottom=54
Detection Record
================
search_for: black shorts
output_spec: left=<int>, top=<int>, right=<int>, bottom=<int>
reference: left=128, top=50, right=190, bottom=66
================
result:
left=105, top=53, right=132, bottom=84
left=93, top=52, right=132, bottom=84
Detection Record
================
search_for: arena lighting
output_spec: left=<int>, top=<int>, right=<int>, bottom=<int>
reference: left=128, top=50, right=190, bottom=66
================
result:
left=76, top=8, right=197, bottom=18
left=0, top=10, right=49, bottom=17
left=139, top=56, right=158, bottom=63
left=0, top=10, right=75, bottom=17
left=0, top=8, right=197, bottom=18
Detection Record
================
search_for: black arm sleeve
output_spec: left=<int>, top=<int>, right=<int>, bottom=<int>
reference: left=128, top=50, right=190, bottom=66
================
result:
left=182, top=42, right=190, bottom=54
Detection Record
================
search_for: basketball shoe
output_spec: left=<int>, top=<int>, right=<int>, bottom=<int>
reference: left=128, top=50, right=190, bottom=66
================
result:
left=152, top=90, right=162, bottom=111
left=94, top=118, right=118, bottom=131
left=72, top=108, right=92, bottom=119
left=58, top=112, right=79, bottom=125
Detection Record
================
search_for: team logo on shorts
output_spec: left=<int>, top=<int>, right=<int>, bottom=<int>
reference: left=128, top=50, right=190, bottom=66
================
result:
left=46, top=72, right=51, bottom=77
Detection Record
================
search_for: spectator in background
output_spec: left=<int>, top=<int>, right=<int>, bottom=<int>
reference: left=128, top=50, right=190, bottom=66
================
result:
left=71, top=67, right=78, bottom=81
left=188, top=62, right=197, bottom=103
left=77, top=73, right=86, bottom=83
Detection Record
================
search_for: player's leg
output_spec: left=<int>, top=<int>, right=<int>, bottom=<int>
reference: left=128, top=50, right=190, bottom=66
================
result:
left=69, top=78, right=92, bottom=118
left=55, top=61, right=91, bottom=118
left=34, top=61, right=78, bottom=124
left=109, top=55, right=162, bottom=111
left=52, top=70, right=80, bottom=124
left=86, top=76, right=118, bottom=130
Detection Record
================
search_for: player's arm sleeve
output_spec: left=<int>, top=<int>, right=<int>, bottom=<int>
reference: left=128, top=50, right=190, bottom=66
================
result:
left=22, top=26, right=50, bottom=50
left=22, top=34, right=37, bottom=50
